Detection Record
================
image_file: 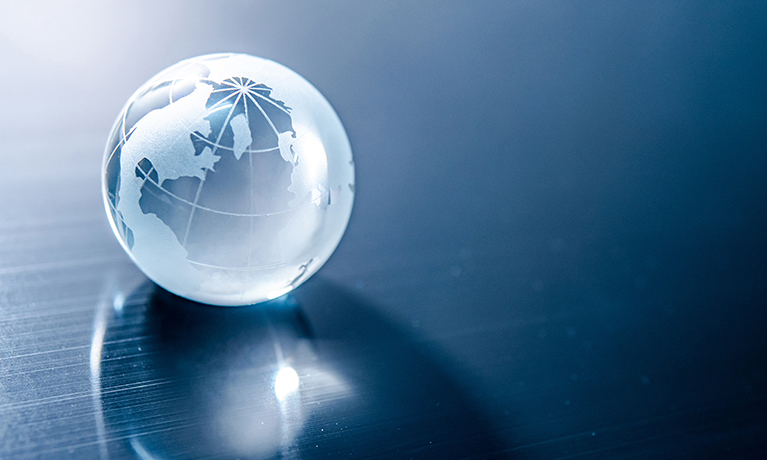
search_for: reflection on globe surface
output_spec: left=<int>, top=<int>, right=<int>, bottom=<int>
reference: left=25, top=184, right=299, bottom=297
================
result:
left=103, top=53, right=354, bottom=306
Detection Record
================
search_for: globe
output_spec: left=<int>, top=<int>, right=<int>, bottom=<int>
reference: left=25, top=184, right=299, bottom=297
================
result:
left=102, top=53, right=355, bottom=306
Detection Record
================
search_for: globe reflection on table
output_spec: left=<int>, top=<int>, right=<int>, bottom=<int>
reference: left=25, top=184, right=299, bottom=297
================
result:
left=90, top=280, right=504, bottom=458
left=95, top=283, right=345, bottom=458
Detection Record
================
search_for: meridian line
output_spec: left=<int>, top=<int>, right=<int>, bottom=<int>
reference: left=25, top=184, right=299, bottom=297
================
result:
left=245, top=98, right=254, bottom=268
left=250, top=91, right=291, bottom=115
left=245, top=93, right=280, bottom=136
left=219, top=79, right=241, bottom=88
left=181, top=92, right=243, bottom=247
left=138, top=166, right=155, bottom=188
left=206, top=91, right=240, bottom=113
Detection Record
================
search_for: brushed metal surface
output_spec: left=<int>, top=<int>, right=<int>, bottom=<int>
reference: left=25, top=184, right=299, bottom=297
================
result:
left=1, top=2, right=767, bottom=458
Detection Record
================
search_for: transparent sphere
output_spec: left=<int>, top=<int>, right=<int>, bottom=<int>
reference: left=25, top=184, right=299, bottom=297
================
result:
left=102, top=53, right=355, bottom=306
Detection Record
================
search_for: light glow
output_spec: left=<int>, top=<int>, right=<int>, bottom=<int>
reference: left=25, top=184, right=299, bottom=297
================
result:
left=274, top=367, right=299, bottom=401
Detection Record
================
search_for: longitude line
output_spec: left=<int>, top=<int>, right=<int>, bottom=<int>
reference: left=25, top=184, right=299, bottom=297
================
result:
left=250, top=92, right=291, bottom=115
left=245, top=98, right=253, bottom=268
left=206, top=91, right=239, bottom=113
left=245, top=93, right=280, bottom=136
left=181, top=92, right=243, bottom=247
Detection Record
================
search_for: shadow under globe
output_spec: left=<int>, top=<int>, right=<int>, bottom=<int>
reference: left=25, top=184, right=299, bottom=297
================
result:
left=91, top=280, right=506, bottom=458
left=94, top=283, right=322, bottom=458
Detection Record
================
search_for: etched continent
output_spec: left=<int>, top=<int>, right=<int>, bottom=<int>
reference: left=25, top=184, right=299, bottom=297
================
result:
left=116, top=82, right=217, bottom=295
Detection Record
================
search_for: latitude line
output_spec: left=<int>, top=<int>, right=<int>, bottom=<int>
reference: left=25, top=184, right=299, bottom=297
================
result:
left=111, top=78, right=200, bottom=168
left=163, top=81, right=294, bottom=149
left=187, top=131, right=281, bottom=153
left=121, top=167, right=307, bottom=217
left=188, top=259, right=289, bottom=271
left=108, top=105, right=209, bottom=175
left=138, top=166, right=155, bottom=188
left=211, top=78, right=241, bottom=89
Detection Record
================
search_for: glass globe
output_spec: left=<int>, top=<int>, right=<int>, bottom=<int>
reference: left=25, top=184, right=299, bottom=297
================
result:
left=102, top=53, right=355, bottom=306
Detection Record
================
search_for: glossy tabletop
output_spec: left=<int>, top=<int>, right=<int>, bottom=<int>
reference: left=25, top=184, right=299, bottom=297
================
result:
left=1, top=2, right=766, bottom=459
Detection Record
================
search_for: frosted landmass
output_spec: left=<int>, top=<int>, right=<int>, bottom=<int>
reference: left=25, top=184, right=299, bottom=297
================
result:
left=103, top=54, right=354, bottom=306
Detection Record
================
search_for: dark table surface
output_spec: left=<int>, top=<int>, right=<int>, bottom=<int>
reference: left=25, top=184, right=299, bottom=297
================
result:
left=1, top=2, right=767, bottom=459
